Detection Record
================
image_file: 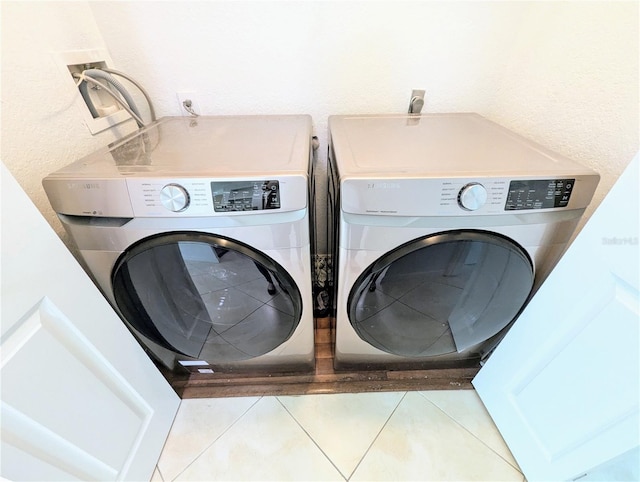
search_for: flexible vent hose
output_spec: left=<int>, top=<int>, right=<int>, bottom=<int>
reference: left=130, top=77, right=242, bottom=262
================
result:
left=100, top=67, right=156, bottom=122
left=82, top=69, right=144, bottom=121
left=78, top=79, right=100, bottom=118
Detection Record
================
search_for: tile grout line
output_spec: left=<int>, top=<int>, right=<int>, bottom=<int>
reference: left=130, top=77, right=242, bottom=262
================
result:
left=275, top=396, right=348, bottom=481
left=154, top=399, right=181, bottom=482
left=346, top=391, right=409, bottom=481
left=168, top=396, right=264, bottom=481
left=415, top=391, right=523, bottom=475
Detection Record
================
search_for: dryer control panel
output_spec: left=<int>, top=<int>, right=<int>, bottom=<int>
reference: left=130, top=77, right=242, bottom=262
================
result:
left=341, top=175, right=596, bottom=217
left=504, top=179, right=574, bottom=210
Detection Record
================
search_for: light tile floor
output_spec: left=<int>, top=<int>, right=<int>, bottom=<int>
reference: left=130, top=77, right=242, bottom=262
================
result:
left=152, top=390, right=525, bottom=481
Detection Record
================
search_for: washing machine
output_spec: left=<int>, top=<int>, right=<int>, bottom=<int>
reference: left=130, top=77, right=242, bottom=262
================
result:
left=328, top=113, right=599, bottom=370
left=43, top=115, right=315, bottom=373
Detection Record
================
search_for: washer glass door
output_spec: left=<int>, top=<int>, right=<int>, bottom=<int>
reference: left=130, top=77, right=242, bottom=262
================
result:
left=348, top=230, right=534, bottom=357
left=112, top=232, right=302, bottom=364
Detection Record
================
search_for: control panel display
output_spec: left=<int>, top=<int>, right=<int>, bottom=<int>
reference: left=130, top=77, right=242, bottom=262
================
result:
left=505, top=179, right=574, bottom=210
left=211, top=180, right=280, bottom=212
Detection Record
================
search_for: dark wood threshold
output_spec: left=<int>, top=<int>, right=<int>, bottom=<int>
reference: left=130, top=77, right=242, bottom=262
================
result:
left=157, top=318, right=480, bottom=399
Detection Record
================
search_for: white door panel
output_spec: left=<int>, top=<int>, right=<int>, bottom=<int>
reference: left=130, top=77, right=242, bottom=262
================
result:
left=474, top=155, right=639, bottom=481
left=1, top=164, right=180, bottom=481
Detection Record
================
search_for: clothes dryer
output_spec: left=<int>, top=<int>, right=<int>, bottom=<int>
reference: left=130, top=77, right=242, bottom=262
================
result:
left=44, top=115, right=315, bottom=373
left=328, top=113, right=599, bottom=370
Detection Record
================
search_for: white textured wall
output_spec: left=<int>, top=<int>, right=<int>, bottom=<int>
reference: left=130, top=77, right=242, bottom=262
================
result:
left=1, top=2, right=139, bottom=243
left=2, top=1, right=638, bottom=253
left=483, top=1, right=639, bottom=214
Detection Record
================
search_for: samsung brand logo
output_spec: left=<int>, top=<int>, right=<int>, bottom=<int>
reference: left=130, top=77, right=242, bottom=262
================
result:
left=366, top=182, right=400, bottom=189
left=67, top=182, right=101, bottom=190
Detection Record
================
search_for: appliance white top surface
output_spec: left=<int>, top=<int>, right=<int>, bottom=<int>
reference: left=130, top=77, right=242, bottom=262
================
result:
left=46, top=115, right=312, bottom=179
left=329, top=113, right=597, bottom=178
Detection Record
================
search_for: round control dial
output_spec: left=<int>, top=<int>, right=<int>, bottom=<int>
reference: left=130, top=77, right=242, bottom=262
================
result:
left=458, top=183, right=488, bottom=211
left=160, top=183, right=190, bottom=212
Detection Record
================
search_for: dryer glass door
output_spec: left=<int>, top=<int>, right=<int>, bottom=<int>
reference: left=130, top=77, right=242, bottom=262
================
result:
left=348, top=230, right=534, bottom=357
left=112, top=232, right=302, bottom=364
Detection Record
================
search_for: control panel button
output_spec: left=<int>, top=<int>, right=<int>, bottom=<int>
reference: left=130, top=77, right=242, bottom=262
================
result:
left=160, top=183, right=190, bottom=212
left=458, top=183, right=488, bottom=211
left=505, top=178, right=575, bottom=210
left=211, top=180, right=280, bottom=212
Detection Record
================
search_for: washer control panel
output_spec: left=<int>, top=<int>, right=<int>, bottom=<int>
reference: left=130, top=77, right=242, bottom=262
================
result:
left=160, top=183, right=190, bottom=212
left=126, top=176, right=305, bottom=217
left=130, top=179, right=211, bottom=215
left=212, top=180, right=280, bottom=212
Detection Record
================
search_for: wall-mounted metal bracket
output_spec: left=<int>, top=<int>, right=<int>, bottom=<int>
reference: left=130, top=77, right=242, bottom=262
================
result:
left=408, top=89, right=425, bottom=114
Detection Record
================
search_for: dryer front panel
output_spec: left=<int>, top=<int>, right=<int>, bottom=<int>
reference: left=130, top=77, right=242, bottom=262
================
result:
left=111, top=232, right=303, bottom=366
left=345, top=230, right=534, bottom=359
